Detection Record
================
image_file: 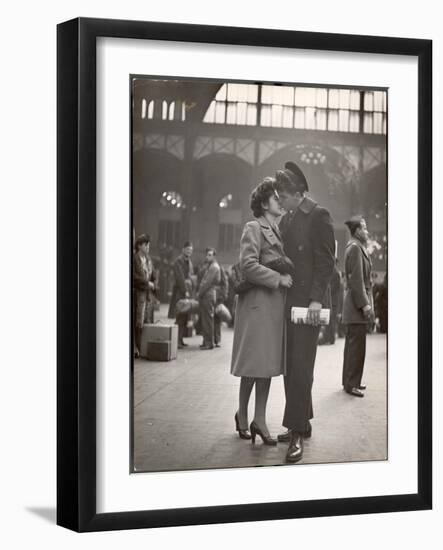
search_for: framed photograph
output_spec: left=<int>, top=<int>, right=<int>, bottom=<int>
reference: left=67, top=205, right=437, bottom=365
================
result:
left=57, top=17, right=432, bottom=532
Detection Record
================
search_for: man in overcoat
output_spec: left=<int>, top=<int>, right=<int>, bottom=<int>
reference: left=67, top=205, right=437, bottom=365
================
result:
left=168, top=241, right=194, bottom=348
left=341, top=216, right=373, bottom=397
left=133, top=234, right=155, bottom=357
left=276, top=161, right=336, bottom=463
left=197, top=248, right=221, bottom=350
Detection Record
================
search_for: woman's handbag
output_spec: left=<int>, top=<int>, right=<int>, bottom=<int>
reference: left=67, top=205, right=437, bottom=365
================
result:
left=232, top=255, right=295, bottom=295
left=265, top=256, right=295, bottom=275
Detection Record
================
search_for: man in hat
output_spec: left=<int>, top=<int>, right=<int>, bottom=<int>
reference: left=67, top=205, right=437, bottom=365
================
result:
left=341, top=216, right=373, bottom=397
left=133, top=234, right=155, bottom=358
left=275, top=161, right=336, bottom=463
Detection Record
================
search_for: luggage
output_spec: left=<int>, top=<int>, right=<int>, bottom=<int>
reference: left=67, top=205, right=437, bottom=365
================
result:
left=175, top=298, right=200, bottom=315
left=139, top=323, right=178, bottom=360
left=146, top=341, right=173, bottom=361
left=215, top=303, right=232, bottom=324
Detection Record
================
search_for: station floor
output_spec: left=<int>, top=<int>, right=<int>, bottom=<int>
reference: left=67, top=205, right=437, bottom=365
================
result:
left=133, top=307, right=387, bottom=473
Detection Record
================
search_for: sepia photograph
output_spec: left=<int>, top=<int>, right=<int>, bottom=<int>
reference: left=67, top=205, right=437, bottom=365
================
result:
left=131, top=76, right=388, bottom=473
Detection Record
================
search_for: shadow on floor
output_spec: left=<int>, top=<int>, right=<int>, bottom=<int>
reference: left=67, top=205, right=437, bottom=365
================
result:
left=26, top=506, right=56, bottom=524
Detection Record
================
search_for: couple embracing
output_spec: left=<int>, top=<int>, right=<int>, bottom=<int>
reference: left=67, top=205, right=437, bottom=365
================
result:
left=231, top=161, right=335, bottom=463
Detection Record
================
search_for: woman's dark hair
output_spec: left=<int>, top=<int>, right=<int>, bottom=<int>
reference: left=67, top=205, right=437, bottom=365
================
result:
left=250, top=177, right=278, bottom=218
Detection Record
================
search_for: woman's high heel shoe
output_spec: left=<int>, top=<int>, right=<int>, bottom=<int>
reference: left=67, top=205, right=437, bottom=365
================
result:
left=250, top=421, right=277, bottom=446
left=235, top=412, right=252, bottom=440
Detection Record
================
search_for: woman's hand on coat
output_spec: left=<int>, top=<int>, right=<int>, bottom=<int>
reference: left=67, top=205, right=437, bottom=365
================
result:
left=279, top=274, right=293, bottom=288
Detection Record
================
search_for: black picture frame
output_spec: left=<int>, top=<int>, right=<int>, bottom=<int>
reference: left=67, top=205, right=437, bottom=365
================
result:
left=57, top=17, right=432, bottom=532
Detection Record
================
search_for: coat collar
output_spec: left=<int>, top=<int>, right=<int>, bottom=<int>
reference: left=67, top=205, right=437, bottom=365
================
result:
left=257, top=215, right=271, bottom=229
left=257, top=216, right=282, bottom=241
left=258, top=215, right=279, bottom=229
left=347, top=237, right=370, bottom=261
left=135, top=250, right=146, bottom=262
left=297, top=196, right=317, bottom=215
left=179, top=253, right=191, bottom=264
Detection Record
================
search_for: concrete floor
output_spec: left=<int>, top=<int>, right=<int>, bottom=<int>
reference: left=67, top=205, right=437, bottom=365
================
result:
left=133, top=307, right=387, bottom=473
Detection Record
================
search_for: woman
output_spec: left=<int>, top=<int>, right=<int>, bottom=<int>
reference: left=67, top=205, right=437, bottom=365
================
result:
left=231, top=178, right=292, bottom=445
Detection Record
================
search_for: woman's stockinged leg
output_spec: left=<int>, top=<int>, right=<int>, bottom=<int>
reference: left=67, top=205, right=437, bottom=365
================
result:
left=254, top=377, right=272, bottom=435
left=238, top=376, right=255, bottom=430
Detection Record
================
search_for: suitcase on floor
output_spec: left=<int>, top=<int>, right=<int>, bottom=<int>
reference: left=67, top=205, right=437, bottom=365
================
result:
left=140, top=323, right=178, bottom=360
left=146, top=341, right=173, bottom=361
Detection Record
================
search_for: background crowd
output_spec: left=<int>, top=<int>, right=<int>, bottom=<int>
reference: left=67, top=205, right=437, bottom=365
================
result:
left=132, top=233, right=388, bottom=357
